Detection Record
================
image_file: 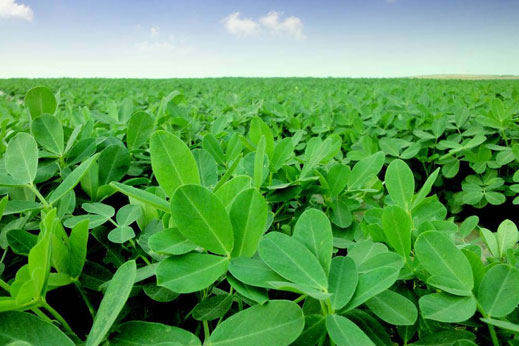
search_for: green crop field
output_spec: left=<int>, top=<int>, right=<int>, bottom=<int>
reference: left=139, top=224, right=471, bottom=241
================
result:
left=1, top=78, right=519, bottom=345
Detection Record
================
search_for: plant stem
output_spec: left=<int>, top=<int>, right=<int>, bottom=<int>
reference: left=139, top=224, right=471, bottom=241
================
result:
left=74, top=282, right=96, bottom=319
left=293, top=294, right=306, bottom=304
left=42, top=301, right=76, bottom=337
left=27, top=183, right=50, bottom=208
left=32, top=307, right=53, bottom=323
left=488, top=323, right=500, bottom=346
left=203, top=320, right=211, bottom=343
left=0, top=278, right=10, bottom=293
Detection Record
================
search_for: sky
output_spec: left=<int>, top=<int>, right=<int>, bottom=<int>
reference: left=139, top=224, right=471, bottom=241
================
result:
left=0, top=0, right=518, bottom=78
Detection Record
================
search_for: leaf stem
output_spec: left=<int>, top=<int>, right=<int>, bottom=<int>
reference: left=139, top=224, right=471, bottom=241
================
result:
left=42, top=301, right=76, bottom=337
left=74, top=282, right=96, bottom=320
left=0, top=278, right=10, bottom=293
left=203, top=320, right=211, bottom=343
left=27, top=183, right=50, bottom=208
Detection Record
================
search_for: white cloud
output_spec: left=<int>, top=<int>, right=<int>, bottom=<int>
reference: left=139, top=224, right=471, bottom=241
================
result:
left=222, top=11, right=304, bottom=39
left=150, top=26, right=160, bottom=38
left=222, top=12, right=260, bottom=37
left=259, top=11, right=305, bottom=39
left=0, top=0, right=33, bottom=21
left=136, top=40, right=174, bottom=52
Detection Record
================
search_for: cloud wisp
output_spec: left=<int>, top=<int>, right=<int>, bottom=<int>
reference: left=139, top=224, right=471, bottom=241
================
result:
left=222, top=11, right=305, bottom=39
left=0, top=0, right=33, bottom=21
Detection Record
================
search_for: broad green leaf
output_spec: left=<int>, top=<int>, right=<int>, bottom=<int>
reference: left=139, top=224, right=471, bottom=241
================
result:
left=86, top=260, right=137, bottom=346
left=253, top=136, right=266, bottom=188
left=496, top=219, right=519, bottom=258
left=385, top=159, right=414, bottom=210
left=291, top=315, right=326, bottom=346
left=347, top=151, right=385, bottom=190
left=381, top=205, right=412, bottom=258
left=110, top=182, right=170, bottom=213
left=345, top=266, right=400, bottom=310
left=83, top=202, right=115, bottom=218
left=0, top=311, right=74, bottom=346
left=411, top=167, right=440, bottom=209
left=24, top=86, right=57, bottom=118
left=478, top=264, right=519, bottom=318
left=98, top=144, right=130, bottom=186
left=326, top=314, right=375, bottom=346
left=203, top=133, right=226, bottom=165
left=156, top=253, right=229, bottom=293
left=150, top=130, right=200, bottom=197
left=480, top=318, right=519, bottom=334
left=419, top=293, right=477, bottom=323
left=226, top=274, right=269, bottom=304
left=127, top=111, right=154, bottom=151
left=271, top=138, right=294, bottom=172
left=329, top=199, right=352, bottom=228
left=328, top=256, right=358, bottom=310
left=116, top=204, right=142, bottom=226
left=108, top=226, right=135, bottom=243
left=248, top=116, right=275, bottom=160
left=6, top=133, right=38, bottom=184
left=365, top=290, right=417, bottom=325
left=148, top=228, right=197, bottom=255
left=110, top=321, right=201, bottom=346
left=193, top=149, right=218, bottom=188
left=230, top=188, right=268, bottom=258
left=228, top=257, right=285, bottom=289
left=259, top=232, right=328, bottom=290
left=68, top=219, right=89, bottom=278
left=327, top=163, right=350, bottom=197
left=192, top=294, right=233, bottom=321
left=6, top=229, right=37, bottom=255
left=415, top=231, right=473, bottom=295
left=3, top=200, right=42, bottom=215
left=293, top=208, right=333, bottom=273
left=49, top=154, right=99, bottom=204
left=208, top=300, right=304, bottom=346
left=480, top=228, right=499, bottom=258
left=215, top=175, right=252, bottom=210
left=171, top=185, right=233, bottom=256
left=31, top=114, right=64, bottom=155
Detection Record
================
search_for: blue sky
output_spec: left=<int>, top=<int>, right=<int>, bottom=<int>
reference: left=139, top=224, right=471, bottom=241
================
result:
left=0, top=0, right=518, bottom=77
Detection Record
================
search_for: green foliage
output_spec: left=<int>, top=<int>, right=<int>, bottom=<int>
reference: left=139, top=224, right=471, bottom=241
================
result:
left=1, top=79, right=519, bottom=345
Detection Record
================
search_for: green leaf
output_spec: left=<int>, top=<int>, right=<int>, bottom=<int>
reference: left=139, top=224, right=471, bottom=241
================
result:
left=227, top=257, right=285, bottom=289
left=259, top=232, right=328, bottom=290
left=271, top=138, right=294, bottom=172
left=215, top=175, right=252, bottom=210
left=345, top=266, right=400, bottom=310
left=98, top=144, right=130, bottom=186
left=381, top=206, right=412, bottom=258
left=156, top=253, right=229, bottom=293
left=0, top=311, right=74, bottom=346
left=108, top=226, right=135, bottom=243
left=226, top=274, right=268, bottom=304
left=6, top=133, right=38, bottom=184
left=127, top=111, right=154, bottom=151
left=293, top=208, right=333, bottom=273
left=328, top=256, right=358, bottom=310
left=419, top=293, right=477, bottom=323
left=6, top=229, right=37, bottom=255
left=385, top=159, right=415, bottom=210
left=478, top=264, right=519, bottom=318
left=68, top=219, right=89, bottom=278
left=203, top=133, right=226, bottom=166
left=110, top=321, right=200, bottom=345
left=116, top=204, right=142, bottom=227
left=480, top=228, right=499, bottom=258
left=254, top=136, right=266, bottom=188
left=230, top=188, right=268, bottom=258
left=49, top=154, right=99, bottom=204
left=192, top=293, right=233, bottom=321
left=148, top=228, right=197, bottom=255
left=411, top=168, right=440, bottom=209
left=415, top=231, right=473, bottom=296
left=24, top=86, right=57, bottom=118
left=327, top=164, right=350, bottom=197
left=83, top=202, right=115, bottom=218
left=31, top=114, right=64, bottom=155
left=110, top=182, right=170, bottom=213
left=329, top=199, right=352, bottom=228
left=208, top=300, right=304, bottom=346
left=248, top=117, right=275, bottom=160
left=480, top=318, right=519, bottom=334
left=326, top=314, right=375, bottom=346
left=193, top=149, right=218, bottom=188
left=347, top=151, right=385, bottom=190
left=171, top=185, right=233, bottom=256
left=496, top=219, right=519, bottom=258
left=86, top=260, right=137, bottom=346
left=150, top=130, right=200, bottom=197
left=365, top=290, right=417, bottom=326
